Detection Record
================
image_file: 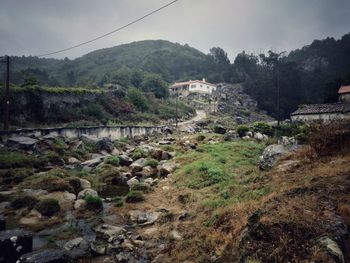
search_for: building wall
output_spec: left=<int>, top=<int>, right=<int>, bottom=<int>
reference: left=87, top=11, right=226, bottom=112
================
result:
left=291, top=112, right=350, bottom=122
left=339, top=93, right=350, bottom=103
left=189, top=81, right=216, bottom=94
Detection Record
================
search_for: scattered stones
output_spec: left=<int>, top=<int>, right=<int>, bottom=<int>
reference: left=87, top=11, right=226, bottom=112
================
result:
left=0, top=229, right=33, bottom=263
left=68, top=157, right=80, bottom=164
left=129, top=210, right=161, bottom=225
left=259, top=144, right=286, bottom=170
left=95, top=224, right=126, bottom=241
left=77, top=189, right=98, bottom=199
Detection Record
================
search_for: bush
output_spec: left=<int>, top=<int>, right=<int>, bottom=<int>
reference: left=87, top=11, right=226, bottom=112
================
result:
left=145, top=159, right=159, bottom=168
left=35, top=198, right=60, bottom=216
left=237, top=125, right=249, bottom=137
left=131, top=149, right=147, bottom=161
left=68, top=177, right=82, bottom=195
left=11, top=195, right=38, bottom=209
left=127, top=88, right=149, bottom=111
left=196, top=135, right=206, bottom=142
left=252, top=122, right=273, bottom=136
left=105, top=156, right=120, bottom=166
left=213, top=125, right=227, bottom=134
left=84, top=195, right=103, bottom=211
left=125, top=191, right=144, bottom=203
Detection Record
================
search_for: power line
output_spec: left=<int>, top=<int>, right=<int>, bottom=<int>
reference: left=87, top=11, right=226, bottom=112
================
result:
left=36, top=0, right=179, bottom=57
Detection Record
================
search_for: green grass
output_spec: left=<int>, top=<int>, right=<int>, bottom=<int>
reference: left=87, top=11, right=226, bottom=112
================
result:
left=174, top=141, right=267, bottom=211
left=85, top=195, right=103, bottom=211
left=105, top=156, right=120, bottom=166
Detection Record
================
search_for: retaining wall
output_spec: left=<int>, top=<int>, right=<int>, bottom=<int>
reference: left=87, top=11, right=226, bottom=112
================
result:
left=0, top=125, right=165, bottom=140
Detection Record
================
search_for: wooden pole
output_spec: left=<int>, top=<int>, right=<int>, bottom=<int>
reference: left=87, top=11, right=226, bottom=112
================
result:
left=3, top=55, right=10, bottom=130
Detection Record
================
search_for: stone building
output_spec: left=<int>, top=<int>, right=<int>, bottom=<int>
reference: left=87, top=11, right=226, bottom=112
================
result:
left=291, top=103, right=350, bottom=122
left=169, top=79, right=216, bottom=97
left=338, top=85, right=350, bottom=102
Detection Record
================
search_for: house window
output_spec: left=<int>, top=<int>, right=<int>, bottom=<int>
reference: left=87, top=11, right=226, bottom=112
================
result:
left=191, top=84, right=196, bottom=89
left=200, top=84, right=203, bottom=87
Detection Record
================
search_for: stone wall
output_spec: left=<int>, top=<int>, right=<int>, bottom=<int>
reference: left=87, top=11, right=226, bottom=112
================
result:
left=0, top=125, right=165, bottom=141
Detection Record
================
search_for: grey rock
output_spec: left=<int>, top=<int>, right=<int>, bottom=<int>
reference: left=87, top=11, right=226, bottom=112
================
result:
left=63, top=237, right=90, bottom=259
left=94, top=224, right=126, bottom=241
left=278, top=136, right=296, bottom=147
left=158, top=162, right=177, bottom=176
left=19, top=249, right=71, bottom=263
left=259, top=144, right=286, bottom=170
left=96, top=137, right=114, bottom=153
left=81, top=156, right=104, bottom=167
left=129, top=210, right=161, bottom=226
left=127, top=177, right=139, bottom=188
left=77, top=189, right=98, bottom=199
left=6, top=136, right=38, bottom=150
left=0, top=229, right=33, bottom=263
left=79, top=178, right=91, bottom=189
left=319, top=237, right=345, bottom=263
left=119, top=154, right=133, bottom=166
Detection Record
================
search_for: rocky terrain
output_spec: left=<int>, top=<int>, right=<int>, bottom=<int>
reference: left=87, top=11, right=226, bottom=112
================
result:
left=0, top=118, right=349, bottom=263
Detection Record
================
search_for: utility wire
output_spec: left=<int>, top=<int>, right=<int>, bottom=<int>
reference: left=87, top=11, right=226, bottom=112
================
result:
left=36, top=0, right=179, bottom=57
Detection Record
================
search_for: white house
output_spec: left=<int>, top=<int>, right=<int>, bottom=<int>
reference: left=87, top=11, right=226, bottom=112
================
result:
left=169, top=79, right=217, bottom=97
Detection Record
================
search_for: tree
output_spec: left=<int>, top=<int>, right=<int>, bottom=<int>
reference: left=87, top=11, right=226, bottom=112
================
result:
left=141, top=73, right=169, bottom=98
left=127, top=87, right=149, bottom=111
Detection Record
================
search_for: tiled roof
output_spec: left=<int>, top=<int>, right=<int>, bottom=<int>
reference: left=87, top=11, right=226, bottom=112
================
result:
left=291, top=102, right=350, bottom=115
left=338, top=85, right=350, bottom=94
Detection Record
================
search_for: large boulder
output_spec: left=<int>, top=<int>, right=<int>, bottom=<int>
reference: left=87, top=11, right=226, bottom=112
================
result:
left=119, top=154, right=133, bottom=166
left=19, top=249, right=71, bottom=263
left=0, top=229, right=33, bottom=263
left=158, top=162, right=177, bottom=176
left=40, top=191, right=76, bottom=211
left=259, top=144, right=286, bottom=170
left=79, top=179, right=91, bottom=189
left=127, top=177, right=139, bottom=188
left=63, top=237, right=90, bottom=259
left=96, top=137, right=114, bottom=153
left=130, top=158, right=146, bottom=173
left=6, top=136, right=38, bottom=151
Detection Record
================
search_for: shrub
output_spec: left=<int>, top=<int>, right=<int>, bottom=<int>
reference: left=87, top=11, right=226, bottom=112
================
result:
left=85, top=103, right=105, bottom=119
left=127, top=88, right=149, bottom=111
left=196, top=135, right=206, bottom=142
left=105, top=156, right=120, bottom=166
left=10, top=195, right=38, bottom=209
left=35, top=198, right=60, bottom=216
left=68, top=177, right=82, bottom=194
left=252, top=122, right=274, bottom=136
left=213, top=125, right=227, bottom=134
left=131, top=149, right=147, bottom=161
left=145, top=159, right=159, bottom=168
left=125, top=191, right=144, bottom=203
left=237, top=125, right=249, bottom=137
left=84, top=195, right=103, bottom=211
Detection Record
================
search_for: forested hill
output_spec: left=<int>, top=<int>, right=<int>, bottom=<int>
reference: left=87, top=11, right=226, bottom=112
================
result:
left=1, top=34, right=350, bottom=118
left=1, top=40, right=218, bottom=87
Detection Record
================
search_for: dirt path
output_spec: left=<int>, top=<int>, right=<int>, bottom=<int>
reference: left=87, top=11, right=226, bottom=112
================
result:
left=178, top=110, right=206, bottom=128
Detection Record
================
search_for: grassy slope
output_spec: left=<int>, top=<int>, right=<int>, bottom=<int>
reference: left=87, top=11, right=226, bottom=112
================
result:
left=118, top=134, right=350, bottom=263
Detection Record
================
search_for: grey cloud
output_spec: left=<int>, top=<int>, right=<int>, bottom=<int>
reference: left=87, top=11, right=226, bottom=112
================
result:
left=0, top=0, right=349, bottom=60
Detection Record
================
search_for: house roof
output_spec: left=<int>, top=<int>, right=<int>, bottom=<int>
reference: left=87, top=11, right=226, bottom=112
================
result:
left=170, top=80, right=216, bottom=89
left=291, top=102, right=350, bottom=116
left=338, top=85, right=350, bottom=94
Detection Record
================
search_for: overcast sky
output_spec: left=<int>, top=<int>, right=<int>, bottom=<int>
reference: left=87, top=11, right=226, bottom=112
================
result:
left=1, top=0, right=350, bottom=61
